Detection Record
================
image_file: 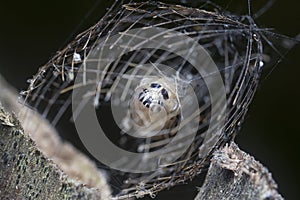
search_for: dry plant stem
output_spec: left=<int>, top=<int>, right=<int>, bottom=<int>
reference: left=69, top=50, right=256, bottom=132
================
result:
left=195, top=142, right=283, bottom=200
left=0, top=75, right=111, bottom=199
left=0, top=106, right=109, bottom=199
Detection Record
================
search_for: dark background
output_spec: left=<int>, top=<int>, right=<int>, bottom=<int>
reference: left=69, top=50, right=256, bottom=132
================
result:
left=0, top=0, right=299, bottom=199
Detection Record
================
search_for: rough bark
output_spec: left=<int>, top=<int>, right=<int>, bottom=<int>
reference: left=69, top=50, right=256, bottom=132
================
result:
left=0, top=75, right=111, bottom=199
left=195, top=142, right=283, bottom=200
left=0, top=106, right=109, bottom=199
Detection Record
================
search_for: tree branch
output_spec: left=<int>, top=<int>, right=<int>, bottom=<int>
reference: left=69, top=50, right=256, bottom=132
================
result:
left=0, top=106, right=110, bottom=199
left=195, top=142, right=283, bottom=200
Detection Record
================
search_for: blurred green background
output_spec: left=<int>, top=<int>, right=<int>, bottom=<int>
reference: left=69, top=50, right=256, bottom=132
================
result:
left=0, top=0, right=299, bottom=199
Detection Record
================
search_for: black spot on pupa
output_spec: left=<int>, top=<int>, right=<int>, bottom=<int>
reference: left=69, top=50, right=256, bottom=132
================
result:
left=138, top=89, right=149, bottom=102
left=150, top=83, right=161, bottom=88
left=161, top=88, right=169, bottom=100
left=143, top=97, right=152, bottom=108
